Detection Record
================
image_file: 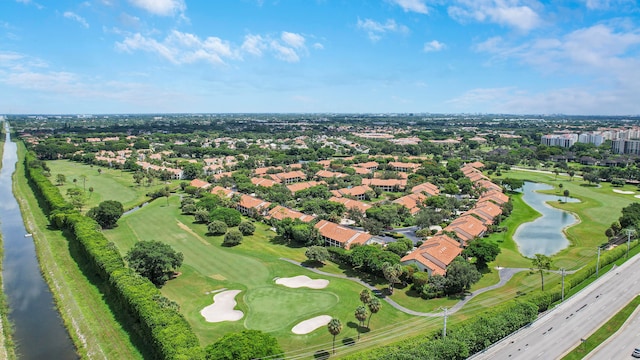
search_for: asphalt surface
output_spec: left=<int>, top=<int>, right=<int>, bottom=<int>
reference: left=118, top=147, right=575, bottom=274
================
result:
left=472, top=253, right=640, bottom=360
left=585, top=306, right=640, bottom=360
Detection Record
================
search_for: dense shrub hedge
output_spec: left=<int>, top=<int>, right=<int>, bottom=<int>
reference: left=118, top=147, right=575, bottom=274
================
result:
left=347, top=300, right=537, bottom=360
left=24, top=152, right=204, bottom=360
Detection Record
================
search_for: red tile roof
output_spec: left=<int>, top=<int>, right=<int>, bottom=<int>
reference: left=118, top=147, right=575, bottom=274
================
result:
left=267, top=206, right=315, bottom=222
left=315, top=220, right=372, bottom=249
left=401, top=234, right=462, bottom=276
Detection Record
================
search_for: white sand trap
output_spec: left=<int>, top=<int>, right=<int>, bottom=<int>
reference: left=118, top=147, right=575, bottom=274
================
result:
left=635, top=195, right=640, bottom=199
left=276, top=275, right=329, bottom=289
left=200, top=290, right=244, bottom=323
left=292, top=315, right=332, bottom=335
left=613, top=189, right=635, bottom=194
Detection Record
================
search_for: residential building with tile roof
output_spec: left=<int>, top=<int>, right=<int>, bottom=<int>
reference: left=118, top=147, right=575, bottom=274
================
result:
left=401, top=234, right=462, bottom=276
left=315, top=220, right=372, bottom=249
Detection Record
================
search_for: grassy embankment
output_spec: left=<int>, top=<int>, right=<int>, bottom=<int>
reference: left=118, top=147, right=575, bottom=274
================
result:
left=0, top=125, right=16, bottom=360
left=16, top=152, right=144, bottom=359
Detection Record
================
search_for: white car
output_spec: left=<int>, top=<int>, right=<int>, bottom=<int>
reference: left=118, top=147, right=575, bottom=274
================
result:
left=632, top=347, right=640, bottom=358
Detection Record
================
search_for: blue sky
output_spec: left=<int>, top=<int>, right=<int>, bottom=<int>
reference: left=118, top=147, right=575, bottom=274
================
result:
left=1, top=0, right=640, bottom=115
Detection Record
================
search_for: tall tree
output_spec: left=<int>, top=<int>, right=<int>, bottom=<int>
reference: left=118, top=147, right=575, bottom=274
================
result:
left=355, top=305, right=368, bottom=340
left=462, top=239, right=500, bottom=269
left=367, top=297, right=381, bottom=329
left=531, top=253, right=552, bottom=291
left=563, top=189, right=570, bottom=203
left=382, top=262, right=403, bottom=294
left=327, top=318, right=342, bottom=354
left=56, top=173, right=66, bottom=185
left=359, top=289, right=372, bottom=306
left=125, top=241, right=183, bottom=286
left=86, top=200, right=124, bottom=229
left=444, top=257, right=481, bottom=295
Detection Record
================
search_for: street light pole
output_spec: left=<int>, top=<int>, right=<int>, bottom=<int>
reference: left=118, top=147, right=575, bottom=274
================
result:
left=627, top=229, right=633, bottom=258
left=561, top=268, right=565, bottom=302
left=596, top=247, right=601, bottom=278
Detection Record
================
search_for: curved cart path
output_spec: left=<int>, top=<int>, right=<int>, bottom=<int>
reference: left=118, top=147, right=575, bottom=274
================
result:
left=281, top=258, right=531, bottom=317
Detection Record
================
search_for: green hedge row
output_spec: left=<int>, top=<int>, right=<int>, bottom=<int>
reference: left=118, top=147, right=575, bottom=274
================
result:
left=24, top=152, right=204, bottom=360
left=346, top=300, right=537, bottom=360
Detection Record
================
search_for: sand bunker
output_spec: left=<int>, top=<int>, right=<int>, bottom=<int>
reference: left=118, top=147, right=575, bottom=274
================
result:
left=292, top=315, right=332, bottom=335
left=200, top=290, right=244, bottom=323
left=635, top=195, right=640, bottom=199
left=613, top=189, right=635, bottom=194
left=276, top=275, right=329, bottom=289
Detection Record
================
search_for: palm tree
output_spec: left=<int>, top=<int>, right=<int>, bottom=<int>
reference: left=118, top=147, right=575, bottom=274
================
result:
left=79, top=174, right=88, bottom=191
left=359, top=289, right=371, bottom=305
left=88, top=187, right=94, bottom=198
left=382, top=262, right=403, bottom=294
left=367, top=297, right=381, bottom=329
left=531, top=253, right=552, bottom=291
left=563, top=189, right=570, bottom=203
left=327, top=318, right=342, bottom=354
left=355, top=305, right=367, bottom=340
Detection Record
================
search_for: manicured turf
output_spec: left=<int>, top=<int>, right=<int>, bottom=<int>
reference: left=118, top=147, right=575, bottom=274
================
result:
left=103, top=196, right=413, bottom=353
left=46, top=160, right=177, bottom=211
left=493, top=169, right=637, bottom=269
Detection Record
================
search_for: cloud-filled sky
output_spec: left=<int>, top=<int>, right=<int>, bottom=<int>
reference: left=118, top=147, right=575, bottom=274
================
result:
left=1, top=0, right=640, bottom=115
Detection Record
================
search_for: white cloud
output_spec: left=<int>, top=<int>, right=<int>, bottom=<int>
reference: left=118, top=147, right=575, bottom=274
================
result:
left=119, top=13, right=141, bottom=28
left=241, top=34, right=267, bottom=56
left=584, top=0, right=633, bottom=10
left=448, top=0, right=541, bottom=32
left=313, top=42, right=324, bottom=50
left=128, top=0, right=185, bottom=16
left=281, top=31, right=305, bottom=48
left=63, top=11, right=89, bottom=28
left=117, top=30, right=313, bottom=65
left=423, top=40, right=446, bottom=52
left=357, top=18, right=409, bottom=42
left=389, top=0, right=429, bottom=14
left=270, top=40, right=300, bottom=62
left=116, top=30, right=236, bottom=65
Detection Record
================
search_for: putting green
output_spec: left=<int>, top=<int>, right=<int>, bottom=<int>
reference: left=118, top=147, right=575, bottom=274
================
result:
left=243, top=286, right=338, bottom=332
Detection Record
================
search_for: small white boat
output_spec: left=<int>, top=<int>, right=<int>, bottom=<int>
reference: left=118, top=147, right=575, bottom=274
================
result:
left=24, top=233, right=32, bottom=237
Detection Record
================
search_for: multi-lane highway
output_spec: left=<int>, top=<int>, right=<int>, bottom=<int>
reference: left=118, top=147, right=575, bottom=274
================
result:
left=585, top=306, right=640, bottom=359
left=472, top=252, right=640, bottom=360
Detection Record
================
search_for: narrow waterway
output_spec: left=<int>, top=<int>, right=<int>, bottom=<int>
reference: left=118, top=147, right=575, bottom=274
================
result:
left=513, top=181, right=580, bottom=258
left=0, top=122, right=77, bottom=359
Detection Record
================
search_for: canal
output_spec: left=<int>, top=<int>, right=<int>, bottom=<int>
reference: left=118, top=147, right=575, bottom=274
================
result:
left=513, top=181, right=580, bottom=258
left=0, top=122, right=77, bottom=359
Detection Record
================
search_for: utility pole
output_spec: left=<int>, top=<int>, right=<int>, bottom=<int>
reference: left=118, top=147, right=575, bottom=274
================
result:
left=627, top=229, right=633, bottom=258
left=441, top=307, right=448, bottom=339
left=596, top=247, right=601, bottom=278
left=561, top=268, right=565, bottom=302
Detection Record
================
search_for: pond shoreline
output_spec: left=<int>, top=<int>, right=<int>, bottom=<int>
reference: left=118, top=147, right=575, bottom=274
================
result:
left=513, top=181, right=580, bottom=258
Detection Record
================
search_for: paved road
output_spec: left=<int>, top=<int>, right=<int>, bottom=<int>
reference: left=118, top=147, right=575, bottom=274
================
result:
left=585, top=306, right=640, bottom=360
left=472, top=253, right=640, bottom=360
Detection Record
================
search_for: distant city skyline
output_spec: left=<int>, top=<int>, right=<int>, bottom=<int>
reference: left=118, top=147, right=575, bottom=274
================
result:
left=2, top=0, right=640, bottom=115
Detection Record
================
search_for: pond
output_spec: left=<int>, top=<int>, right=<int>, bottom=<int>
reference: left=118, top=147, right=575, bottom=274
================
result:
left=513, top=181, right=580, bottom=258
left=1, top=122, right=77, bottom=359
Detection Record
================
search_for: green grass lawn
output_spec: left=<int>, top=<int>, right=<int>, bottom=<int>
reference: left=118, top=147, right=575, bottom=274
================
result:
left=493, top=169, right=637, bottom=269
left=46, top=160, right=177, bottom=211
left=103, top=196, right=413, bottom=353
